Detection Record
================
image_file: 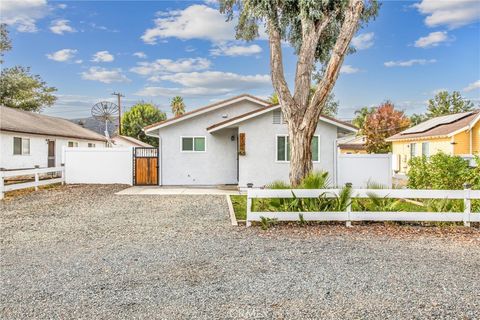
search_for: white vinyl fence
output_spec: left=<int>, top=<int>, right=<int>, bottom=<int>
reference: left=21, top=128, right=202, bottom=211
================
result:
left=246, top=187, right=480, bottom=227
left=64, top=147, right=133, bottom=185
left=336, top=153, right=392, bottom=187
left=0, top=166, right=64, bottom=199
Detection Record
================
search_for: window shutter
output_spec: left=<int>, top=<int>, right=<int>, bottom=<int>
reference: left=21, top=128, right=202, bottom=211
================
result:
left=239, top=133, right=246, bottom=155
left=273, top=110, right=281, bottom=124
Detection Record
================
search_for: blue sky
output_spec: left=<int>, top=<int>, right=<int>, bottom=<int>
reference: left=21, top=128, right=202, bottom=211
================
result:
left=2, top=0, right=479, bottom=120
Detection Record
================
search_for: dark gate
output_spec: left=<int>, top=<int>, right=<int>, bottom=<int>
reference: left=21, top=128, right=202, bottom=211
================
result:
left=133, top=147, right=159, bottom=186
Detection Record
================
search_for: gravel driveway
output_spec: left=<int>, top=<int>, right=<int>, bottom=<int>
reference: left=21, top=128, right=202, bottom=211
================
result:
left=1, top=185, right=479, bottom=319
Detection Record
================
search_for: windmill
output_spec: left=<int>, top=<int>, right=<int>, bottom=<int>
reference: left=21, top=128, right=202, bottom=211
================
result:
left=91, top=101, right=119, bottom=139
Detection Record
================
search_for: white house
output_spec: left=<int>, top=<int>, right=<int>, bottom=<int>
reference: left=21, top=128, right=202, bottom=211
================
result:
left=110, top=135, right=152, bottom=148
left=0, top=106, right=107, bottom=170
left=144, top=94, right=357, bottom=188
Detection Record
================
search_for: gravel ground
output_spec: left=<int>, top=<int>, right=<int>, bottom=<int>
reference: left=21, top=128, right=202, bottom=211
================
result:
left=1, top=185, right=479, bottom=319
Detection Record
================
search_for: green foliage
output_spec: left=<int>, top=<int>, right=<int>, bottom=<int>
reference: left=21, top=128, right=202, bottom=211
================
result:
left=121, top=102, right=166, bottom=147
left=352, top=106, right=375, bottom=134
left=230, top=195, right=247, bottom=220
left=299, top=171, right=330, bottom=189
left=298, top=213, right=308, bottom=226
left=170, top=96, right=186, bottom=117
left=0, top=66, right=57, bottom=112
left=0, top=24, right=12, bottom=64
left=268, top=90, right=339, bottom=116
left=407, top=153, right=479, bottom=190
left=260, top=217, right=278, bottom=230
left=409, top=113, right=428, bottom=126
left=426, top=91, right=474, bottom=119
left=220, top=0, right=379, bottom=65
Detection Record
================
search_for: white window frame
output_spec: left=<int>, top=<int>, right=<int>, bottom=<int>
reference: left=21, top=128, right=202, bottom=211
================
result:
left=180, top=136, right=207, bottom=153
left=410, top=143, right=417, bottom=158
left=275, top=134, right=319, bottom=163
left=68, top=141, right=79, bottom=147
left=13, top=137, right=30, bottom=156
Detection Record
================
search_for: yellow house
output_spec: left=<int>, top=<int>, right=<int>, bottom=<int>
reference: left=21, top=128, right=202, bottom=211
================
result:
left=337, top=135, right=367, bottom=154
left=386, top=110, right=480, bottom=173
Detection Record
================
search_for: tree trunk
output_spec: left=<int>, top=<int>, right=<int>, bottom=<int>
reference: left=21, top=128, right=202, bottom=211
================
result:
left=288, top=119, right=316, bottom=186
left=268, top=0, right=364, bottom=186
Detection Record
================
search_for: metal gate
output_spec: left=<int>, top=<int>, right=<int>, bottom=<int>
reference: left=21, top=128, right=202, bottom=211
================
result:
left=133, top=147, right=159, bottom=186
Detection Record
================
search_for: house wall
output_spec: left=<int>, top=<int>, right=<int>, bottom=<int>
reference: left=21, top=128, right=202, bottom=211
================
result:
left=452, top=130, right=470, bottom=155
left=473, top=121, right=480, bottom=154
left=0, top=131, right=105, bottom=170
left=391, top=138, right=452, bottom=173
left=157, top=100, right=263, bottom=185
left=237, top=111, right=339, bottom=188
left=339, top=148, right=367, bottom=154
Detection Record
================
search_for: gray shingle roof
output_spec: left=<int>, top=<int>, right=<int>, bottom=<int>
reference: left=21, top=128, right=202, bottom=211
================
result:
left=0, top=106, right=107, bottom=142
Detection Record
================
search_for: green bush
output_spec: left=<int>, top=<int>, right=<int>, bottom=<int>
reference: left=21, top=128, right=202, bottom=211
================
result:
left=407, top=153, right=479, bottom=190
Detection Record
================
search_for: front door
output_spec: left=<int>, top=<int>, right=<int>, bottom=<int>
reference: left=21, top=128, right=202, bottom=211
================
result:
left=133, top=147, right=159, bottom=185
left=47, top=140, right=55, bottom=167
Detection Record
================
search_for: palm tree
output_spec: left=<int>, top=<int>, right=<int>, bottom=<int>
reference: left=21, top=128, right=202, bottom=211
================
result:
left=170, top=96, right=186, bottom=117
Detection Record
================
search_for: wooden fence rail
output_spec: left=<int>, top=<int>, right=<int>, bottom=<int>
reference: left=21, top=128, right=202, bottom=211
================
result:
left=0, top=166, right=65, bottom=199
left=246, top=186, right=480, bottom=227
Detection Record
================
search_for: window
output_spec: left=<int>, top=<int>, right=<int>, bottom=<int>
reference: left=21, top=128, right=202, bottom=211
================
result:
left=276, top=135, right=319, bottom=162
left=272, top=110, right=287, bottom=124
left=13, top=137, right=30, bottom=155
left=88, top=143, right=96, bottom=148
left=68, top=141, right=79, bottom=147
left=182, top=137, right=206, bottom=152
left=421, top=142, right=429, bottom=157
left=410, top=143, right=417, bottom=158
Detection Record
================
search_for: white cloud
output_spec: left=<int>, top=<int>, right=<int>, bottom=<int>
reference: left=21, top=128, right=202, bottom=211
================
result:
left=210, top=44, right=262, bottom=56
left=133, top=52, right=147, bottom=59
left=50, top=19, right=76, bottom=35
left=414, top=31, right=451, bottom=48
left=351, top=32, right=374, bottom=50
left=0, top=0, right=49, bottom=32
left=463, top=80, right=480, bottom=92
left=340, top=65, right=360, bottom=74
left=91, top=51, right=114, bottom=62
left=141, top=4, right=235, bottom=44
left=81, top=67, right=130, bottom=83
left=136, top=71, right=271, bottom=97
left=414, top=0, right=480, bottom=28
left=46, top=49, right=77, bottom=62
left=57, top=3, right=67, bottom=9
left=130, top=58, right=211, bottom=77
left=384, top=59, right=437, bottom=67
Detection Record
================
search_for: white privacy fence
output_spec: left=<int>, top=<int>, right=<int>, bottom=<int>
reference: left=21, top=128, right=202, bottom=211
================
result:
left=63, top=147, right=133, bottom=185
left=246, top=187, right=480, bottom=227
left=336, top=153, right=392, bottom=187
left=0, top=166, right=64, bottom=199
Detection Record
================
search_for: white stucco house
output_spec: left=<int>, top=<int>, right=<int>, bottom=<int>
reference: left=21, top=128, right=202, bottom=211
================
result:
left=110, top=135, right=152, bottom=148
left=0, top=106, right=107, bottom=170
left=144, top=94, right=357, bottom=188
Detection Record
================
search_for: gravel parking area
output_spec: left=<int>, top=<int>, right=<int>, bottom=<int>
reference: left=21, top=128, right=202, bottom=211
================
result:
left=1, top=185, right=479, bottom=319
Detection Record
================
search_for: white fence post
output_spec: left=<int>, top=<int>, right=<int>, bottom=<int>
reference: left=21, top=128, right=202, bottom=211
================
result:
left=0, top=169, right=4, bottom=200
left=61, top=164, right=65, bottom=185
left=34, top=165, right=40, bottom=191
left=463, top=183, right=471, bottom=227
left=246, top=191, right=252, bottom=227
left=345, top=182, right=352, bottom=227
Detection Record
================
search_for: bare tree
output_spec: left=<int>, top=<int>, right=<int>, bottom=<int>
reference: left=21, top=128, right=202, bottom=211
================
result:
left=221, top=0, right=379, bottom=185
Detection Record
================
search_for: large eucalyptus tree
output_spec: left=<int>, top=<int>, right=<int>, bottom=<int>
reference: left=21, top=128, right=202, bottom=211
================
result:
left=220, top=0, right=379, bottom=185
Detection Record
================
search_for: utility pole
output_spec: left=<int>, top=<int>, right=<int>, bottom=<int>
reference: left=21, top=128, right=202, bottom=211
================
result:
left=111, top=92, right=124, bottom=135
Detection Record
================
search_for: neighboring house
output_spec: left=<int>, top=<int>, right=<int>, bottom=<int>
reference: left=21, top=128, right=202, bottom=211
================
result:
left=386, top=110, right=480, bottom=173
left=110, top=135, right=152, bottom=147
left=0, top=106, right=107, bottom=170
left=337, top=135, right=367, bottom=154
left=144, top=94, right=357, bottom=188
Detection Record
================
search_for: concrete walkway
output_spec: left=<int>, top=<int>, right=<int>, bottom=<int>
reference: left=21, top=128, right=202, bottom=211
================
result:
left=116, top=186, right=241, bottom=195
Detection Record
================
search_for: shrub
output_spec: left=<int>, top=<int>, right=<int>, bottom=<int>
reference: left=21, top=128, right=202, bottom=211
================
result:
left=407, top=153, right=479, bottom=190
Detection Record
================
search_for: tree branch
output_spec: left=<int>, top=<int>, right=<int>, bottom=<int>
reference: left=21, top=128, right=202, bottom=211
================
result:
left=305, top=0, right=364, bottom=128
left=268, top=19, right=294, bottom=115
